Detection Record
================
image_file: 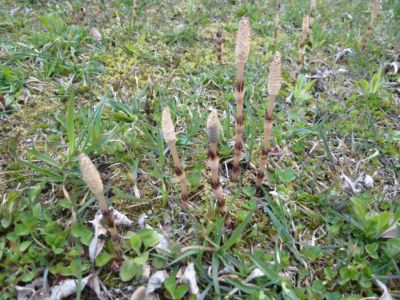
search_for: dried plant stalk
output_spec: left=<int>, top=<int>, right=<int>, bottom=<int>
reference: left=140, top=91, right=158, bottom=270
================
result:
left=81, top=7, right=87, bottom=25
left=207, top=111, right=231, bottom=227
left=216, top=28, right=223, bottom=65
left=133, top=0, right=137, bottom=18
left=232, top=16, right=251, bottom=181
left=294, top=15, right=310, bottom=79
left=274, top=5, right=281, bottom=40
left=78, top=153, right=122, bottom=268
left=144, top=77, right=156, bottom=126
left=162, top=107, right=189, bottom=204
left=361, top=0, right=380, bottom=53
left=144, top=100, right=156, bottom=126
left=309, top=0, right=316, bottom=30
left=256, top=53, right=282, bottom=190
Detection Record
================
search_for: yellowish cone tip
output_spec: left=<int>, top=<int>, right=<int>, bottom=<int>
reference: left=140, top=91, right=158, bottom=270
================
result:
left=235, top=16, right=251, bottom=65
left=78, top=153, right=103, bottom=195
left=371, top=0, right=380, bottom=21
left=162, top=107, right=176, bottom=143
left=274, top=13, right=280, bottom=27
left=268, top=52, right=282, bottom=96
left=302, top=15, right=310, bottom=35
left=311, top=0, right=316, bottom=10
left=207, top=110, right=220, bottom=144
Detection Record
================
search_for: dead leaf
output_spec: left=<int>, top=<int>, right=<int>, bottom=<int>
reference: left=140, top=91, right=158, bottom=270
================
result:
left=340, top=172, right=373, bottom=193
left=177, top=263, right=199, bottom=296
left=334, top=48, right=354, bottom=63
left=385, top=62, right=400, bottom=74
left=379, top=222, right=399, bottom=239
left=87, top=274, right=111, bottom=300
left=16, top=286, right=35, bottom=300
left=49, top=276, right=91, bottom=300
left=130, top=286, right=146, bottom=300
left=376, top=279, right=394, bottom=300
left=142, top=264, right=151, bottom=281
left=138, top=213, right=148, bottom=229
left=91, top=27, right=102, bottom=42
left=356, top=172, right=374, bottom=188
left=110, top=207, right=133, bottom=227
left=146, top=271, right=168, bottom=295
left=16, top=278, right=48, bottom=300
left=155, top=231, right=170, bottom=253
left=88, top=212, right=107, bottom=262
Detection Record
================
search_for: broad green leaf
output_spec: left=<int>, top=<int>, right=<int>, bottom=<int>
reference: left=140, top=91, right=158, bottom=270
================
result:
left=20, top=271, right=35, bottom=283
left=277, top=169, right=296, bottom=183
left=383, top=239, right=400, bottom=258
left=71, top=223, right=93, bottom=246
left=175, top=284, right=188, bottom=299
left=130, top=234, right=142, bottom=254
left=19, top=240, right=32, bottom=252
left=133, top=252, right=148, bottom=265
left=15, top=223, right=31, bottom=236
left=140, top=229, right=160, bottom=249
left=120, top=259, right=138, bottom=282
left=95, top=252, right=114, bottom=267
left=164, top=277, right=177, bottom=296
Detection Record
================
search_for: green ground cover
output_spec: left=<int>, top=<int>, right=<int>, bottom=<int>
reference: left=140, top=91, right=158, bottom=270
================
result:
left=0, top=0, right=399, bottom=299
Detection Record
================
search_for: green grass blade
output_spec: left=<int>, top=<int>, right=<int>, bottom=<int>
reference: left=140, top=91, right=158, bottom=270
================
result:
left=67, top=96, right=75, bottom=159
left=220, top=206, right=255, bottom=252
left=212, top=254, right=221, bottom=300
left=250, top=253, right=282, bottom=285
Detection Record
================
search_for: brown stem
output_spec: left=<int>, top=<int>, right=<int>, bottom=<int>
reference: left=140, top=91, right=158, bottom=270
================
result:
left=256, top=94, right=277, bottom=190
left=309, top=10, right=315, bottom=31
left=274, top=3, right=282, bottom=40
left=95, top=193, right=122, bottom=269
left=167, top=141, right=189, bottom=203
left=133, top=0, right=137, bottom=18
left=231, top=79, right=245, bottom=181
left=361, top=23, right=373, bottom=53
left=294, top=30, right=308, bottom=79
left=294, top=43, right=306, bottom=79
left=208, top=143, right=231, bottom=227
left=144, top=99, right=156, bottom=126
left=216, top=28, right=223, bottom=65
left=309, top=0, right=316, bottom=30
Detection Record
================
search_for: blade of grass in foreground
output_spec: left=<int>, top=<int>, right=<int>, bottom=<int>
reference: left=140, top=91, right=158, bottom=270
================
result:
left=263, top=204, right=305, bottom=265
left=212, top=254, right=221, bottom=300
left=220, top=205, right=255, bottom=252
left=317, top=123, right=336, bottom=164
left=67, top=96, right=75, bottom=160
left=166, top=249, right=199, bottom=267
left=250, top=253, right=282, bottom=285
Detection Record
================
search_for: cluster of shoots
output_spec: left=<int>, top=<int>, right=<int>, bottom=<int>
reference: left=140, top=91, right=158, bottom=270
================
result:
left=157, top=16, right=282, bottom=227
left=79, top=17, right=282, bottom=237
left=78, top=153, right=122, bottom=270
left=361, top=0, right=381, bottom=53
